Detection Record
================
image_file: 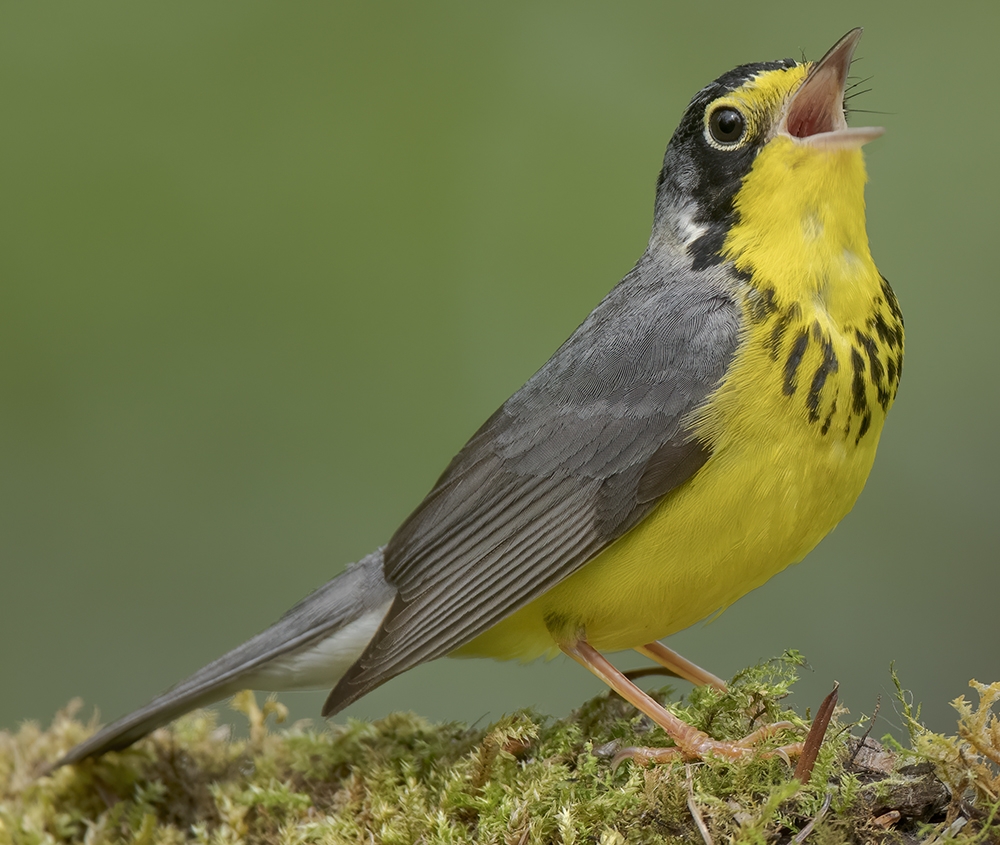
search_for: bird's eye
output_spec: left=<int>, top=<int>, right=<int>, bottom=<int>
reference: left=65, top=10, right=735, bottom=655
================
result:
left=708, top=106, right=746, bottom=146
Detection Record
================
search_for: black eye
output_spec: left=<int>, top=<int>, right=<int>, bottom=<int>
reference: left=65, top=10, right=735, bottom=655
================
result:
left=708, top=106, right=746, bottom=145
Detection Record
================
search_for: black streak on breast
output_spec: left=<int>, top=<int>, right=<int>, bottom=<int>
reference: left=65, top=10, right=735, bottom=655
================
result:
left=783, top=330, right=809, bottom=396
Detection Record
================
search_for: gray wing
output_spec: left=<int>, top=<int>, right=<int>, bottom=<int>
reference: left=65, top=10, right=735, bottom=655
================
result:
left=323, top=252, right=743, bottom=715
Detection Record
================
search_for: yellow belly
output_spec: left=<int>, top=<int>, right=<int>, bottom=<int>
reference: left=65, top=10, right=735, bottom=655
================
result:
left=455, top=372, right=883, bottom=661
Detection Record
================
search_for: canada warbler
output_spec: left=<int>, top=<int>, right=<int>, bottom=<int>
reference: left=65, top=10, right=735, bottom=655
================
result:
left=50, top=28, right=901, bottom=769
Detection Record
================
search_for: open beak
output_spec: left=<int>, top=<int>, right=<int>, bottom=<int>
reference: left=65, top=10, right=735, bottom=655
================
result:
left=780, top=28, right=884, bottom=151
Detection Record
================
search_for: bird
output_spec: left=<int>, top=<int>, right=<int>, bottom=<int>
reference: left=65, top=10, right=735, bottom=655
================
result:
left=48, top=28, right=902, bottom=771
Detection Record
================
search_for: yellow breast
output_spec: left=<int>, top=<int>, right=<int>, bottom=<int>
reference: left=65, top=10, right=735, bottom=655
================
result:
left=457, top=131, right=902, bottom=663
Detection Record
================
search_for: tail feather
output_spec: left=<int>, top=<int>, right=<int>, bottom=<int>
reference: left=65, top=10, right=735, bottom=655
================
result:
left=49, top=549, right=394, bottom=770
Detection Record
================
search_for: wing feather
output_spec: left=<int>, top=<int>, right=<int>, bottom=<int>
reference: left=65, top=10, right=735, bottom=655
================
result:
left=323, top=253, right=744, bottom=715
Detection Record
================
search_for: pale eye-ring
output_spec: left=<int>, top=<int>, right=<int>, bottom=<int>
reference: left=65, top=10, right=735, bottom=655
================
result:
left=708, top=106, right=746, bottom=146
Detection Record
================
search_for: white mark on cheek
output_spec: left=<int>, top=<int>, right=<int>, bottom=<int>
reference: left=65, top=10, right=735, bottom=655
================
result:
left=678, top=206, right=707, bottom=246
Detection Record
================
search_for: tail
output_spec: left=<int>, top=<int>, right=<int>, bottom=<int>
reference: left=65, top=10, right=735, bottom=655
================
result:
left=48, top=550, right=394, bottom=771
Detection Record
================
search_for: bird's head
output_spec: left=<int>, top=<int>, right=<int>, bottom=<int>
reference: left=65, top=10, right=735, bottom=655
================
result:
left=653, top=28, right=882, bottom=286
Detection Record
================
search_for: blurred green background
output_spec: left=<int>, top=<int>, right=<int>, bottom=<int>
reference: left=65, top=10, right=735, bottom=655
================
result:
left=2, top=2, right=997, bottom=745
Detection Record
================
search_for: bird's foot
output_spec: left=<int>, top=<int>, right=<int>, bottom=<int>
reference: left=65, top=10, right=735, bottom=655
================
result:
left=560, top=637, right=808, bottom=769
left=612, top=721, right=803, bottom=769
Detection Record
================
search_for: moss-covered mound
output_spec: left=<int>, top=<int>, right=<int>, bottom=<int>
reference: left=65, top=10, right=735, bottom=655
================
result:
left=3, top=658, right=998, bottom=844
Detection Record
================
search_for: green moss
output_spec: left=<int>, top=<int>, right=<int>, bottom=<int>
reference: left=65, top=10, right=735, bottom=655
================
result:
left=3, top=659, right=999, bottom=844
